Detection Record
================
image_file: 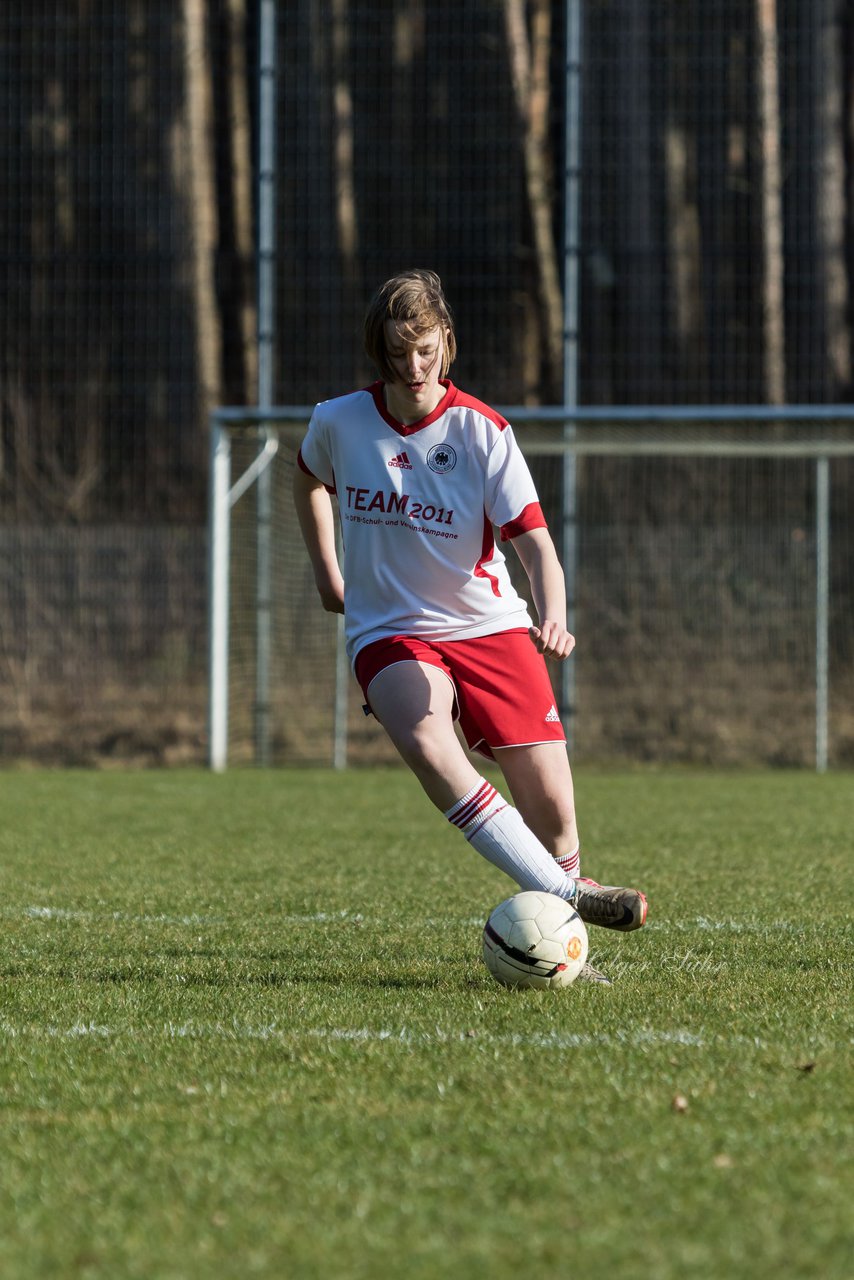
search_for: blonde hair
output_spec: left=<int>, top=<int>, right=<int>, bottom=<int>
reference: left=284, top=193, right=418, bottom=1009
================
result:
left=363, top=269, right=457, bottom=381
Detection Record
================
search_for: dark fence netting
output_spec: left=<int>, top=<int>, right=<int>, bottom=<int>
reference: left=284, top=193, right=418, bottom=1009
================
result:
left=1, top=1, right=853, bottom=764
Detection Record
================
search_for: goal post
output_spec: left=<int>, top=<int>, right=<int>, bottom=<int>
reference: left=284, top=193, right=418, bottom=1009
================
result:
left=208, top=415, right=282, bottom=771
left=207, top=407, right=338, bottom=771
left=208, top=404, right=854, bottom=771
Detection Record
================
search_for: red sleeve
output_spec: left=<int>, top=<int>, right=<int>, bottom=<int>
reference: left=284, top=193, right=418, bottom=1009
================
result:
left=499, top=501, right=548, bottom=541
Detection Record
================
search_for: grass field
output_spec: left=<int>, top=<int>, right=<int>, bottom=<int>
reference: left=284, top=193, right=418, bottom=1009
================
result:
left=1, top=767, right=851, bottom=1279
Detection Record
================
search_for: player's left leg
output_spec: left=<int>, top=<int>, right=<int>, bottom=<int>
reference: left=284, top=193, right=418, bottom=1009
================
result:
left=494, top=741, right=578, bottom=860
left=496, top=742, right=647, bottom=933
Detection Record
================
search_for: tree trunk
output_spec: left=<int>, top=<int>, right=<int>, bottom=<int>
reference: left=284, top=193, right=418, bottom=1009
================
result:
left=693, top=8, right=734, bottom=400
left=755, top=0, right=786, bottom=404
left=331, top=0, right=360, bottom=295
left=181, top=0, right=222, bottom=423
left=505, top=0, right=563, bottom=401
left=225, top=0, right=258, bottom=403
left=661, top=2, right=706, bottom=395
left=391, top=0, right=425, bottom=259
left=816, top=0, right=850, bottom=396
left=664, top=121, right=706, bottom=394
left=613, top=0, right=662, bottom=400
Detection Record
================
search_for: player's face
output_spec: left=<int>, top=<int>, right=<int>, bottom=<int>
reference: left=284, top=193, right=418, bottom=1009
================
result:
left=383, top=320, right=447, bottom=423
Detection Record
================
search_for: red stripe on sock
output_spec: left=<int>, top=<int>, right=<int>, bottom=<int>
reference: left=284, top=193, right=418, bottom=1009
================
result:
left=448, top=782, right=496, bottom=830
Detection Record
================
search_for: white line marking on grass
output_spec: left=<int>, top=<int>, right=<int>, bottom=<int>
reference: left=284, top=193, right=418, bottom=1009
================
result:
left=17, top=905, right=449, bottom=929
left=661, top=917, right=810, bottom=935
left=5, top=1018, right=851, bottom=1052
left=19, top=906, right=368, bottom=927
left=0, top=1019, right=112, bottom=1039
left=0, top=1018, right=760, bottom=1052
left=280, top=912, right=365, bottom=924
left=20, top=906, right=225, bottom=927
left=65, top=1021, right=112, bottom=1037
left=24, top=906, right=81, bottom=921
left=300, top=1026, right=712, bottom=1050
left=16, top=905, right=822, bottom=938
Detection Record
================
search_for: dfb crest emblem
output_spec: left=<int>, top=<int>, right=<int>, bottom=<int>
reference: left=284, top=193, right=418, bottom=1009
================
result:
left=427, top=443, right=457, bottom=474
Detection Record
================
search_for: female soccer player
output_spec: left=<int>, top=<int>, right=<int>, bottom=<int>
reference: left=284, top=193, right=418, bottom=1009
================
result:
left=293, top=269, right=646, bottom=982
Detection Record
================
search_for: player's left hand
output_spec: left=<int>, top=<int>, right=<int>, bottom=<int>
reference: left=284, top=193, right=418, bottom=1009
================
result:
left=529, top=623, right=575, bottom=660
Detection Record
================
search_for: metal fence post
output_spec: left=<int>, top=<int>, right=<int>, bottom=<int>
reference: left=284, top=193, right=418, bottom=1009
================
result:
left=815, top=456, right=830, bottom=773
left=207, top=416, right=232, bottom=772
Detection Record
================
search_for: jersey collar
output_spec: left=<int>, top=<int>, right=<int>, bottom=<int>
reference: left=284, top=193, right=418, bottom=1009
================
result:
left=368, top=379, right=458, bottom=436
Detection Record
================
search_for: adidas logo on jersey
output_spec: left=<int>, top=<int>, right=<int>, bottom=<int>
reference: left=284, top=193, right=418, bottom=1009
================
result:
left=544, top=705, right=561, bottom=723
left=388, top=451, right=413, bottom=469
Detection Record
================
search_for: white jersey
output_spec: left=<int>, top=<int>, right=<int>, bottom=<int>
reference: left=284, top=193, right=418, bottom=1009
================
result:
left=297, top=380, right=547, bottom=663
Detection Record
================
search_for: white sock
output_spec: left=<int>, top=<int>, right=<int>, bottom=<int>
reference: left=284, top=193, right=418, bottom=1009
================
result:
left=445, top=778, right=576, bottom=900
left=556, top=844, right=580, bottom=878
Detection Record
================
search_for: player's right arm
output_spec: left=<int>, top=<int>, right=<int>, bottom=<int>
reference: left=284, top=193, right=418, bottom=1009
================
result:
left=292, top=466, right=345, bottom=614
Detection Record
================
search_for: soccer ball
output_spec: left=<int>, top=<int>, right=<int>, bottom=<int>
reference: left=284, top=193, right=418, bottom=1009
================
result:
left=482, top=890, right=589, bottom=989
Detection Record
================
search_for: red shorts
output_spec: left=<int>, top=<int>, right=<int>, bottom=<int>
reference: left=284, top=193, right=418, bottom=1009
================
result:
left=354, top=629, right=566, bottom=760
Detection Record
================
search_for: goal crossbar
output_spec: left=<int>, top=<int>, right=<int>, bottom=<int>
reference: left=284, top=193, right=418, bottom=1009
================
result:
left=208, top=404, right=854, bottom=771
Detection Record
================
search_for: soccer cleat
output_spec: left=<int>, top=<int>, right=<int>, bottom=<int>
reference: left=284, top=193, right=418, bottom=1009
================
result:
left=571, top=876, right=648, bottom=932
left=576, top=960, right=612, bottom=985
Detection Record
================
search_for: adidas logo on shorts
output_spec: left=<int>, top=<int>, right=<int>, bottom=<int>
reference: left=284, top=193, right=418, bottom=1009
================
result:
left=544, top=705, right=561, bottom=723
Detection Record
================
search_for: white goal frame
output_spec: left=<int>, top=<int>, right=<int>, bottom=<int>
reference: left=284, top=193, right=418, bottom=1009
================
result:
left=208, top=403, right=854, bottom=772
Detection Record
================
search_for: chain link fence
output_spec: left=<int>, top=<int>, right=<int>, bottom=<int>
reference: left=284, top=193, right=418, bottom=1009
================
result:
left=1, top=1, right=853, bottom=764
